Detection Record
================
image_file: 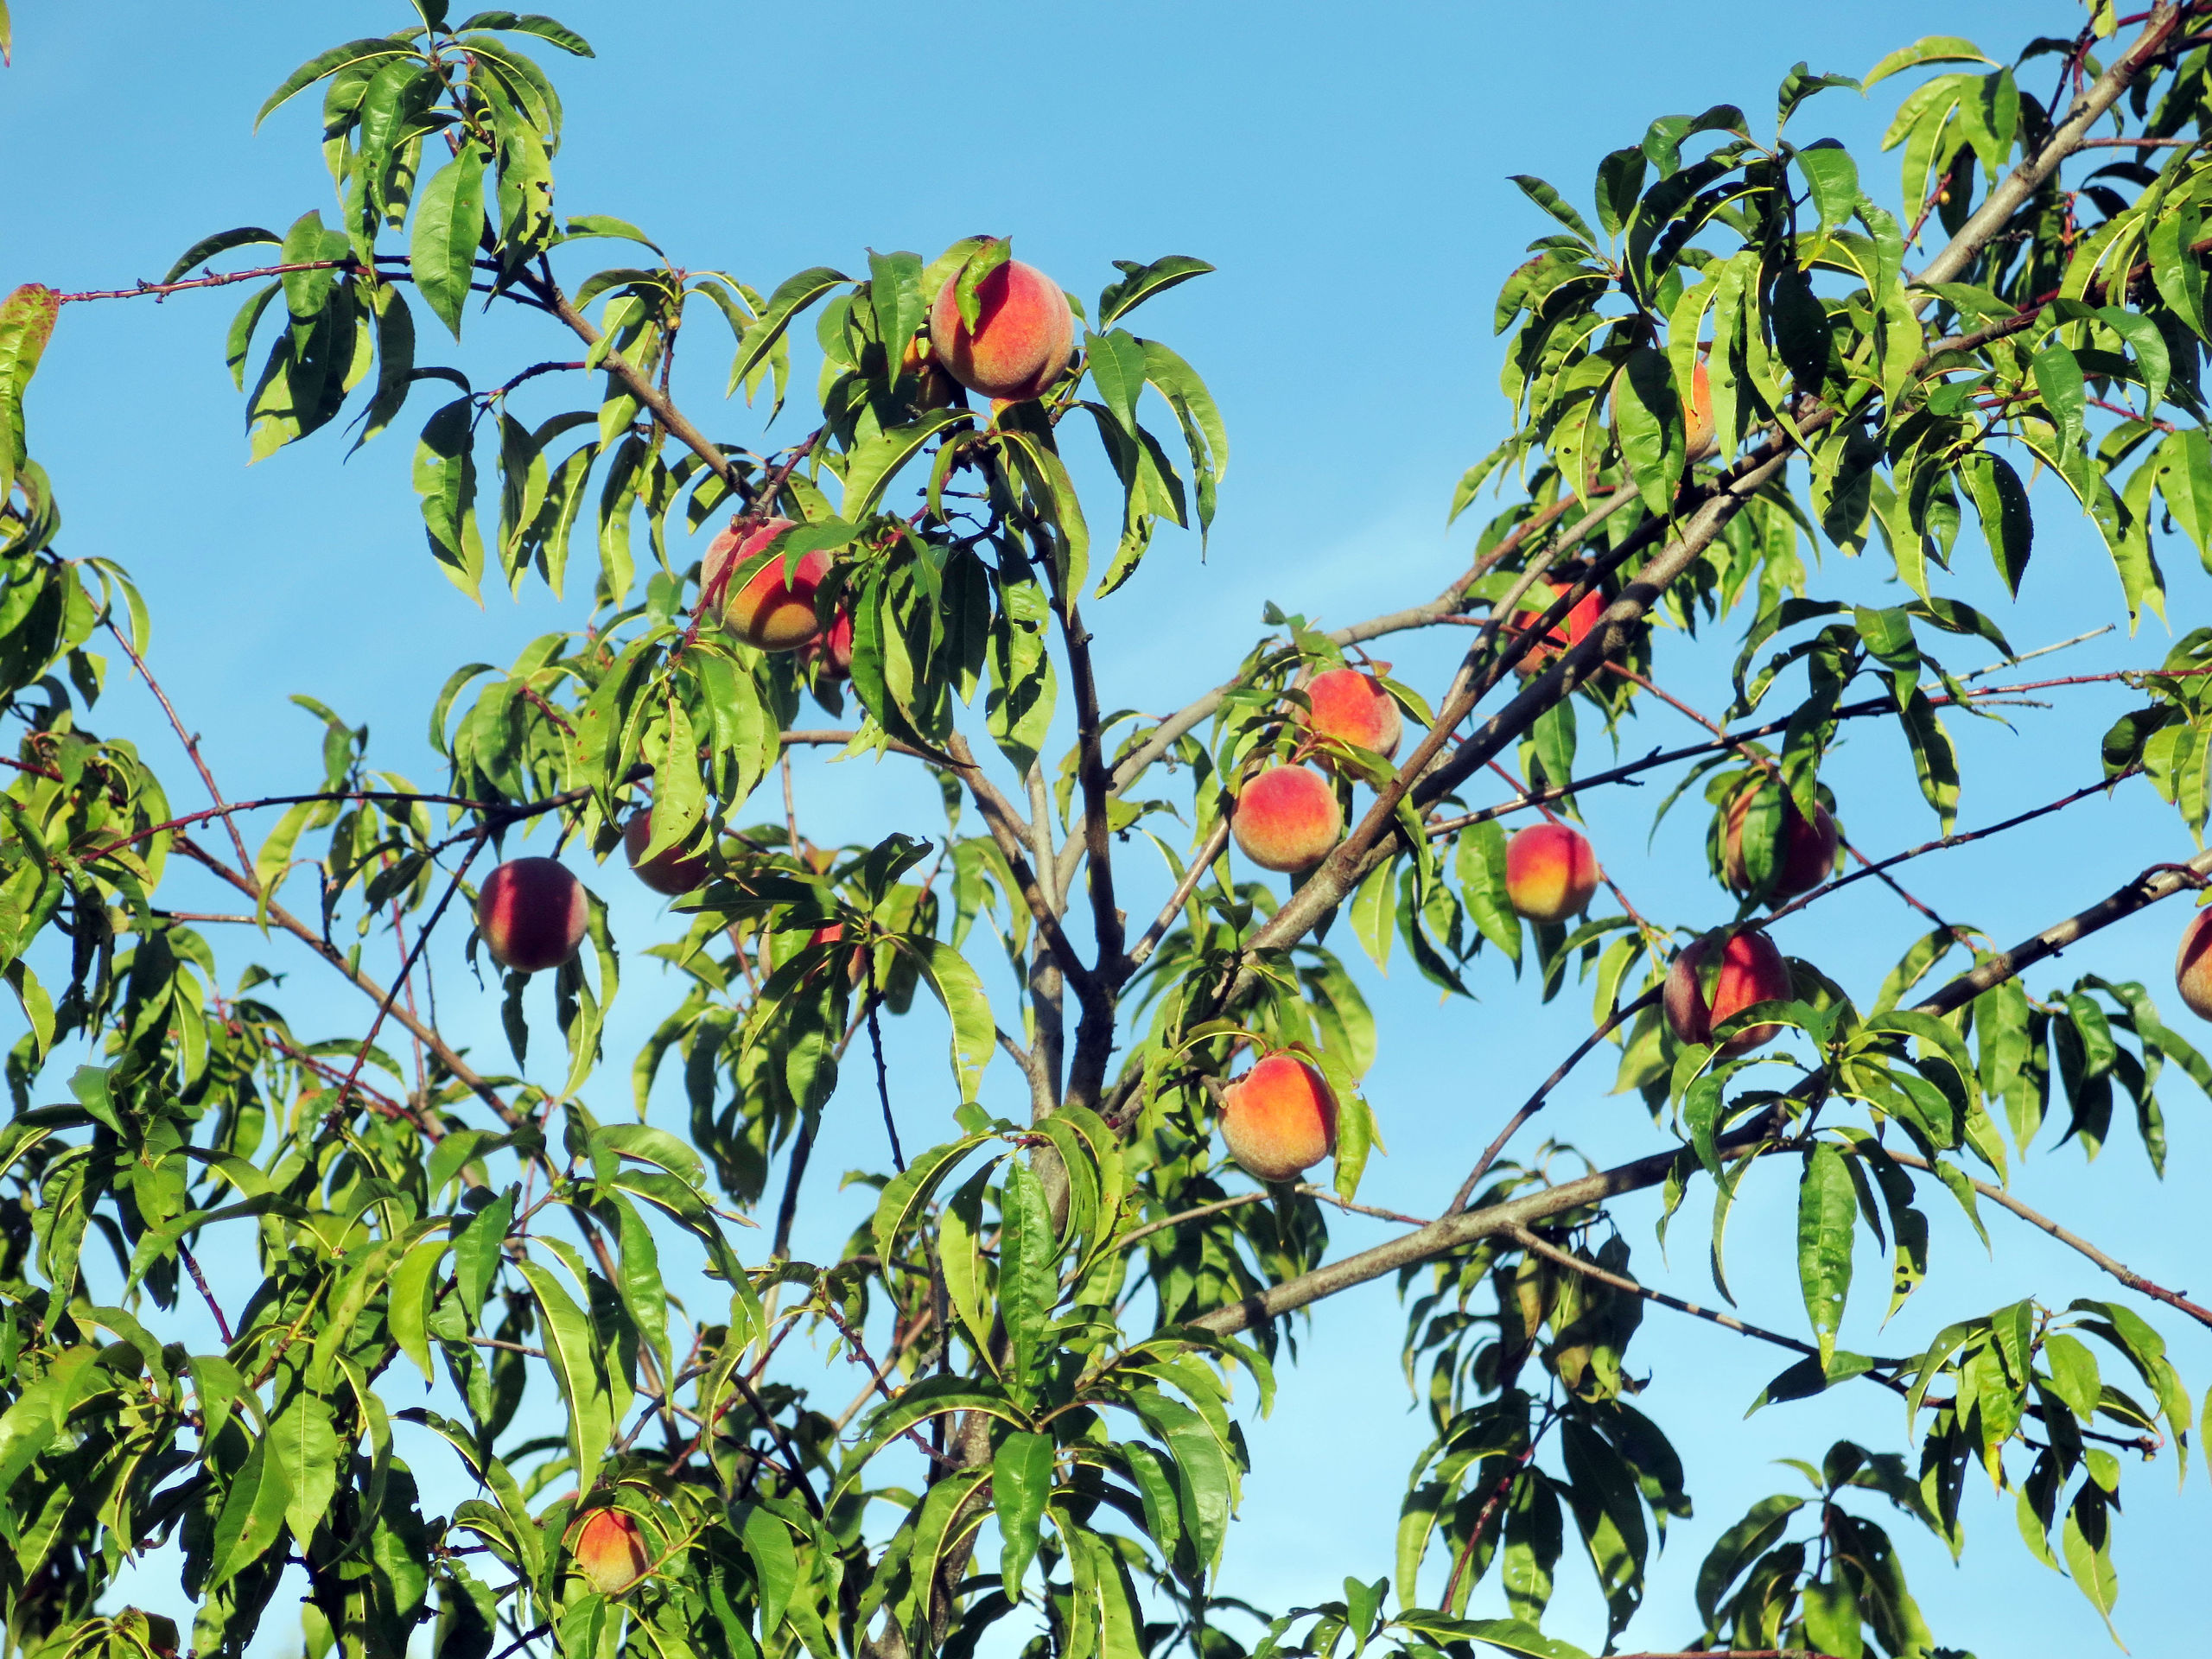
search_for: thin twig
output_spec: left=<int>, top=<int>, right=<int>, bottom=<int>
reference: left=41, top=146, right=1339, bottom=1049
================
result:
left=1449, top=989, right=1659, bottom=1214
left=106, top=620, right=252, bottom=875
left=325, top=830, right=491, bottom=1124
left=1880, top=1149, right=2212, bottom=1329
left=175, top=1243, right=234, bottom=1345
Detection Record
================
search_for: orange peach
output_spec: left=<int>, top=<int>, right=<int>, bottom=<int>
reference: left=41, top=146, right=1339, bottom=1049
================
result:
left=623, top=806, right=709, bottom=897
left=1507, top=581, right=1603, bottom=671
left=1231, top=765, right=1343, bottom=874
left=1610, top=353, right=1713, bottom=456
left=1504, top=823, right=1600, bottom=924
left=2177, top=909, right=2212, bottom=1020
left=704, top=518, right=829, bottom=652
left=477, top=857, right=588, bottom=975
left=572, top=1507, right=651, bottom=1595
left=1685, top=354, right=1714, bottom=456
left=928, top=259, right=1074, bottom=401
left=1303, top=668, right=1402, bottom=760
left=1663, top=930, right=1791, bottom=1055
left=1219, top=1052, right=1338, bottom=1182
left=1721, top=785, right=1838, bottom=901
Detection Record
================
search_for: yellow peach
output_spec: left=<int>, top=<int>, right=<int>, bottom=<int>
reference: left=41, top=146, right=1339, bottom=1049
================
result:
left=1304, top=668, right=1402, bottom=760
left=1219, top=1052, right=1338, bottom=1182
left=1504, top=822, right=1600, bottom=924
left=1231, top=765, right=1343, bottom=874
left=927, top=259, right=1074, bottom=402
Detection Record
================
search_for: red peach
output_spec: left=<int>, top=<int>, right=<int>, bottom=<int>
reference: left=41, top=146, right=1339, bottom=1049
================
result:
left=623, top=806, right=710, bottom=897
left=704, top=518, right=829, bottom=652
left=1219, top=1052, right=1338, bottom=1182
left=928, top=259, right=1075, bottom=402
left=1721, top=786, right=1839, bottom=901
left=805, top=609, right=855, bottom=679
left=809, top=920, right=867, bottom=984
left=2176, top=909, right=2212, bottom=1020
left=476, top=857, right=588, bottom=975
left=1303, top=668, right=1402, bottom=760
left=1507, top=581, right=1603, bottom=671
left=1231, top=765, right=1343, bottom=874
left=1504, top=823, right=1600, bottom=924
left=1663, top=930, right=1792, bottom=1056
left=572, top=1507, right=651, bottom=1595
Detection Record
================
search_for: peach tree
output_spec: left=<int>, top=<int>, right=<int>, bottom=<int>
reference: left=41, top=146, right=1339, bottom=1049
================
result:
left=6, top=4, right=2212, bottom=1658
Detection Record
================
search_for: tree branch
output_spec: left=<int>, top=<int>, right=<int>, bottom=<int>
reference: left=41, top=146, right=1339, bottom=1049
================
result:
left=1879, top=1149, right=2212, bottom=1329
left=175, top=835, right=521, bottom=1128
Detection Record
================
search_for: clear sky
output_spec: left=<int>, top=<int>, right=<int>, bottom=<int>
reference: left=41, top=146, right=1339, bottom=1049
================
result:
left=5, top=2, right=2209, bottom=1656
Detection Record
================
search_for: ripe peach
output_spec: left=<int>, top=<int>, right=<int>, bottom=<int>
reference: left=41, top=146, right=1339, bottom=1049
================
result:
left=476, top=857, right=588, bottom=975
left=1506, top=581, right=1603, bottom=670
left=809, top=920, right=867, bottom=984
left=2176, top=909, right=2212, bottom=1020
left=1663, top=930, right=1792, bottom=1056
left=572, top=1506, right=650, bottom=1595
left=804, top=609, right=855, bottom=679
left=1231, top=765, right=1343, bottom=874
left=1685, top=354, right=1714, bottom=456
left=1219, top=1052, right=1338, bottom=1182
left=928, top=259, right=1074, bottom=401
left=623, top=807, right=709, bottom=897
left=704, top=518, right=829, bottom=652
left=1721, top=785, right=1838, bottom=901
left=1610, top=353, right=1713, bottom=456
left=1504, top=823, right=1600, bottom=924
left=1303, top=668, right=1402, bottom=760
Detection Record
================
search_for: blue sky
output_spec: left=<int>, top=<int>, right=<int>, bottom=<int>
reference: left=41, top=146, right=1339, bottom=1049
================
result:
left=7, top=1, right=2211, bottom=1655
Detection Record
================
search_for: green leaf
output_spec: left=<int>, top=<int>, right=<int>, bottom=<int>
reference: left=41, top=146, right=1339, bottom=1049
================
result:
left=2031, top=342, right=2088, bottom=452
left=411, top=145, right=487, bottom=339
left=453, top=1187, right=512, bottom=1321
left=454, top=11, right=595, bottom=54
left=2151, top=202, right=2207, bottom=343
left=729, top=265, right=848, bottom=393
left=270, top=1393, right=340, bottom=1548
left=0, top=283, right=59, bottom=504
left=954, top=236, right=1011, bottom=332
left=1432, top=1618, right=1588, bottom=1659
left=999, top=1161, right=1057, bottom=1396
left=1593, top=147, right=1648, bottom=240
left=993, top=1430, right=1053, bottom=1596
left=388, top=1234, right=448, bottom=1383
left=162, top=226, right=281, bottom=287
left=1508, top=175, right=1597, bottom=248
left=854, top=1374, right=1028, bottom=1454
left=206, top=1431, right=291, bottom=1592
left=904, top=936, right=995, bottom=1103
left=842, top=409, right=965, bottom=520
left=1960, top=450, right=2031, bottom=595
left=1863, top=35, right=1993, bottom=89
left=2061, top=1487, right=2121, bottom=1637
left=257, top=38, right=416, bottom=129
left=1795, top=144, right=1860, bottom=232
left=1796, top=1141, right=1855, bottom=1364
left=414, top=395, right=486, bottom=600
left=516, top=1256, right=613, bottom=1491
left=1694, top=1492, right=1804, bottom=1623
left=871, top=1131, right=989, bottom=1270
left=1096, top=255, right=1215, bottom=327
left=738, top=1503, right=798, bottom=1634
